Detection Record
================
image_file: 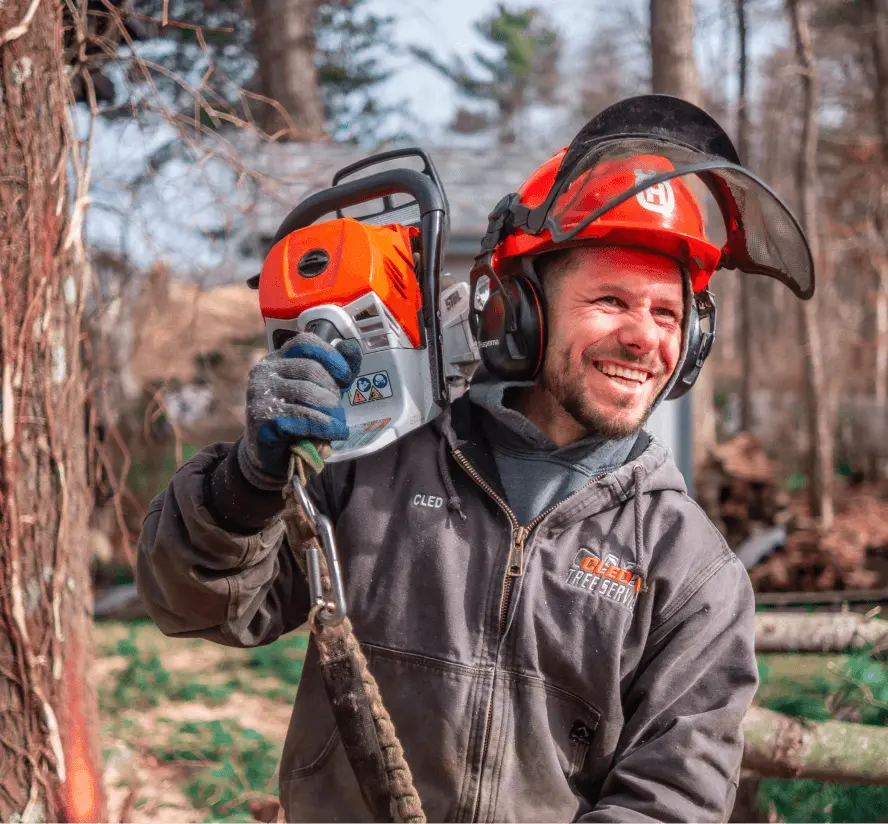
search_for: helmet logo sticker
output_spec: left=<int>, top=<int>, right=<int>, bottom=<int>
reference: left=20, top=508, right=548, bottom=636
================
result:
left=634, top=169, right=675, bottom=216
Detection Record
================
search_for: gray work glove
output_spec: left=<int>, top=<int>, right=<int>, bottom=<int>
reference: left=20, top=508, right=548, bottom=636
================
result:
left=237, top=332, right=362, bottom=490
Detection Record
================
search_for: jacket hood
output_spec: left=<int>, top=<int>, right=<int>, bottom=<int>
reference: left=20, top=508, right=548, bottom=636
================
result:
left=435, top=395, right=687, bottom=508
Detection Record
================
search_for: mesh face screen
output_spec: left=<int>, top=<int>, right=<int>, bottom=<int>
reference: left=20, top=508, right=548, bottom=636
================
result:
left=544, top=137, right=814, bottom=299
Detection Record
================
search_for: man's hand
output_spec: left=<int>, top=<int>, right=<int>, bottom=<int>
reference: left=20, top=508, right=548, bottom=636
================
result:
left=238, top=332, right=362, bottom=490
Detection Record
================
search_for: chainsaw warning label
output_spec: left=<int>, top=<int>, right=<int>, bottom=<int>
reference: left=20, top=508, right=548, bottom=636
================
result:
left=349, top=371, right=393, bottom=405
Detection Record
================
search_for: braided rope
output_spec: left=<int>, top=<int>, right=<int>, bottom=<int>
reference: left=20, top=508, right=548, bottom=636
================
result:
left=316, top=621, right=426, bottom=824
left=282, top=452, right=426, bottom=823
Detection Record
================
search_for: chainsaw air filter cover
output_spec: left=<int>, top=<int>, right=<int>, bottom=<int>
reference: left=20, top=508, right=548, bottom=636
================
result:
left=259, top=217, right=424, bottom=347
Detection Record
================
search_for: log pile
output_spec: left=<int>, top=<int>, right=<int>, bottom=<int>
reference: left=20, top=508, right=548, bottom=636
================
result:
left=743, top=706, right=888, bottom=785
left=700, top=434, right=888, bottom=592
left=749, top=487, right=888, bottom=591
left=750, top=521, right=883, bottom=592
left=697, top=433, right=792, bottom=547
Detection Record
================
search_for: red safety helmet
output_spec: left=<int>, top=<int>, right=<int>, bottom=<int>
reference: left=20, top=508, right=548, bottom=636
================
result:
left=476, top=95, right=814, bottom=303
left=491, top=149, right=724, bottom=294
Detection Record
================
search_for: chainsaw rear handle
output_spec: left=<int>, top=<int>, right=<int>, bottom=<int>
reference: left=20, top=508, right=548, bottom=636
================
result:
left=271, top=167, right=449, bottom=408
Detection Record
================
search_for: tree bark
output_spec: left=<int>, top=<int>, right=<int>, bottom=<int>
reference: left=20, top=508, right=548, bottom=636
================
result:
left=650, top=0, right=717, bottom=495
left=650, top=0, right=700, bottom=102
left=0, top=1, right=104, bottom=820
left=249, top=0, right=326, bottom=140
left=787, top=0, right=834, bottom=527
left=743, top=706, right=888, bottom=784
left=755, top=612, right=888, bottom=653
left=736, top=0, right=755, bottom=433
left=865, top=0, right=888, bottom=408
left=877, top=272, right=888, bottom=407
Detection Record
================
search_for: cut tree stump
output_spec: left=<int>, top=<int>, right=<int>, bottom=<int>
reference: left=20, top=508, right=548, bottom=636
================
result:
left=743, top=706, right=888, bottom=784
left=755, top=612, right=888, bottom=652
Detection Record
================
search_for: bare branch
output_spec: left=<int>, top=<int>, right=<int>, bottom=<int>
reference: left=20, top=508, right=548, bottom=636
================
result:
left=0, top=0, right=43, bottom=46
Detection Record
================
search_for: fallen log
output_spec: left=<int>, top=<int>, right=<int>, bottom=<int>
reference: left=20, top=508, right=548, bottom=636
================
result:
left=742, top=706, right=888, bottom=784
left=755, top=612, right=888, bottom=653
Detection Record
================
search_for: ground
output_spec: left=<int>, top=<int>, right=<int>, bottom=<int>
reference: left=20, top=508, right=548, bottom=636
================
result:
left=93, top=619, right=888, bottom=824
left=93, top=621, right=304, bottom=824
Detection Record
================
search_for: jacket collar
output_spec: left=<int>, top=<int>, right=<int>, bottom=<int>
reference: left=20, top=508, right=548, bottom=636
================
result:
left=436, top=395, right=686, bottom=530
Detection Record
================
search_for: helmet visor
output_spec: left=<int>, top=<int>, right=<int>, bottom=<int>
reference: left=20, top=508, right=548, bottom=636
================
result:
left=542, top=138, right=814, bottom=300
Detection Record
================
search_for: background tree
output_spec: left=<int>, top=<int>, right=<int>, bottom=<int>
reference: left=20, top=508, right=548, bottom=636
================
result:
left=123, top=0, right=398, bottom=141
left=411, top=3, right=562, bottom=145
left=736, top=0, right=756, bottom=433
left=649, top=0, right=719, bottom=497
left=314, top=0, right=399, bottom=142
left=248, top=0, right=326, bottom=138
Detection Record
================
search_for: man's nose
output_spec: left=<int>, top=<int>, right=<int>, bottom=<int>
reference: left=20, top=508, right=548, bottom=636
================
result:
left=616, top=311, right=659, bottom=354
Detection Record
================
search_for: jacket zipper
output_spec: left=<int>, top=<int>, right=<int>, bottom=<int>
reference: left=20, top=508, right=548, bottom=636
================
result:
left=451, top=447, right=609, bottom=822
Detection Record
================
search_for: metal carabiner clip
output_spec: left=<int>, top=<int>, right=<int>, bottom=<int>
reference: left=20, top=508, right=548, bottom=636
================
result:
left=313, top=512, right=347, bottom=626
left=291, top=476, right=347, bottom=627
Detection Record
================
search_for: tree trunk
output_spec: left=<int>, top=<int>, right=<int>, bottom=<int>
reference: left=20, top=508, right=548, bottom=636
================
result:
left=743, top=706, right=888, bottom=784
left=755, top=612, right=888, bottom=653
left=865, top=0, right=888, bottom=408
left=650, top=0, right=700, bottom=102
left=250, top=0, right=326, bottom=140
left=650, top=0, right=716, bottom=495
left=877, top=272, right=888, bottom=407
left=0, top=2, right=104, bottom=821
left=736, top=0, right=755, bottom=433
left=787, top=0, right=834, bottom=527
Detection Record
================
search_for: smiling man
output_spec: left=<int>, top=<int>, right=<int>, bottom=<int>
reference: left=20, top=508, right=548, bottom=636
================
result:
left=520, top=247, right=684, bottom=443
left=137, top=96, right=816, bottom=823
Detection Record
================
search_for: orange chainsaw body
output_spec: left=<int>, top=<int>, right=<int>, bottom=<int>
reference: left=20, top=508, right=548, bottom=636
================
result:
left=259, top=217, right=423, bottom=347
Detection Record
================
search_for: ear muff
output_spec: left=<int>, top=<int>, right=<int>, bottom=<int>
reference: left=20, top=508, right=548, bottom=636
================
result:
left=473, top=274, right=547, bottom=381
left=666, top=289, right=717, bottom=400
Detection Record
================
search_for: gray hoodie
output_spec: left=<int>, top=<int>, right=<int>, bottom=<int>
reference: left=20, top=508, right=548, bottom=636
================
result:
left=468, top=378, right=644, bottom=523
left=136, top=394, right=758, bottom=823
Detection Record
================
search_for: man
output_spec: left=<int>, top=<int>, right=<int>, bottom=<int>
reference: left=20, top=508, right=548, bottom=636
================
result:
left=137, top=97, right=811, bottom=822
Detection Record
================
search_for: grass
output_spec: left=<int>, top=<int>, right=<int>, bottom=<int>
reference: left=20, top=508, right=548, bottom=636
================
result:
left=150, top=719, right=280, bottom=823
left=245, top=632, right=308, bottom=685
left=755, top=648, right=888, bottom=822
left=95, top=621, right=308, bottom=822
left=98, top=625, right=309, bottom=713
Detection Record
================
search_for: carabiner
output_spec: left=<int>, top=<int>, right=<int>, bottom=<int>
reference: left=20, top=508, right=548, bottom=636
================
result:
left=314, top=512, right=347, bottom=626
left=290, top=474, right=347, bottom=627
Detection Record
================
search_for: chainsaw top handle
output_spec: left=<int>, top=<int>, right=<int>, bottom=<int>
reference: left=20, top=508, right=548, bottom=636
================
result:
left=271, top=166, right=446, bottom=244
left=330, top=147, right=450, bottom=230
left=270, top=163, right=449, bottom=408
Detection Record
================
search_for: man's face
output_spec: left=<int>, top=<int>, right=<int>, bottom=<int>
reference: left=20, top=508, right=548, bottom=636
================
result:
left=541, top=246, right=685, bottom=439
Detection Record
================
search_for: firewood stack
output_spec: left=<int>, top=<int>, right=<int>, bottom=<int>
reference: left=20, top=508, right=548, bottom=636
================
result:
left=700, top=434, right=888, bottom=592
left=749, top=521, right=881, bottom=591
left=697, top=433, right=792, bottom=548
left=749, top=485, right=888, bottom=592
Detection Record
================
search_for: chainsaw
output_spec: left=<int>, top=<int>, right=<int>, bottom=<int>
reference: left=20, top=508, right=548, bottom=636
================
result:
left=248, top=148, right=480, bottom=463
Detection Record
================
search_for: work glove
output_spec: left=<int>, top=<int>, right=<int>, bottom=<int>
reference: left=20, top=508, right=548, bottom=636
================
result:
left=237, top=332, right=362, bottom=490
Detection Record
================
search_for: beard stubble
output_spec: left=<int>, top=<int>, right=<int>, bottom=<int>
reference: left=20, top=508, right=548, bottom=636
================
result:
left=542, top=344, right=667, bottom=439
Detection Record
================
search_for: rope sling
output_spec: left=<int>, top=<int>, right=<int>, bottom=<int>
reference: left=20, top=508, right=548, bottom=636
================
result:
left=280, top=444, right=426, bottom=824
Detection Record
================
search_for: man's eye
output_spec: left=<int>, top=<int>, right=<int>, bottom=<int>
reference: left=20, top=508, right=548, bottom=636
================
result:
left=653, top=308, right=679, bottom=320
left=597, top=296, right=623, bottom=307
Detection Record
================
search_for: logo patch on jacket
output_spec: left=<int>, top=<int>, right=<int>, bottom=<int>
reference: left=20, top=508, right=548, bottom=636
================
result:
left=566, top=548, right=645, bottom=609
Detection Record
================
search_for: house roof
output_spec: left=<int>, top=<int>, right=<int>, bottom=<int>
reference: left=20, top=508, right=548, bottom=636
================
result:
left=231, top=141, right=557, bottom=263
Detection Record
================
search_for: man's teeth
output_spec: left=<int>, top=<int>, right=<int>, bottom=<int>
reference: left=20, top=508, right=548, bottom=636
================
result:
left=595, top=362, right=649, bottom=383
